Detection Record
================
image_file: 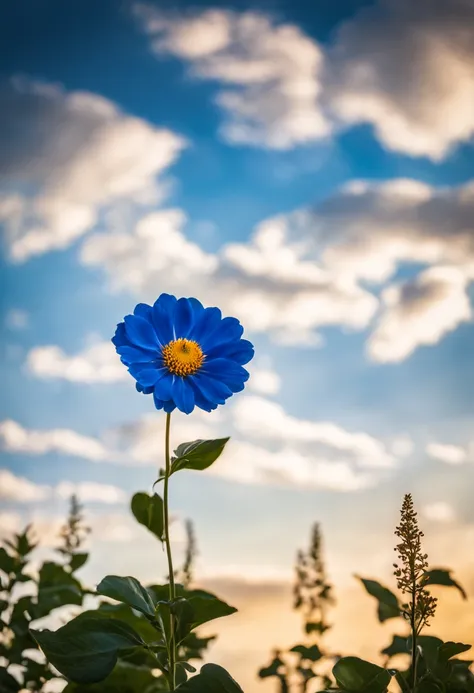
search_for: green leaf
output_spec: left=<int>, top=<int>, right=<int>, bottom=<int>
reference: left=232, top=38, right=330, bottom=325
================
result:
left=36, top=562, right=83, bottom=616
left=333, top=657, right=392, bottom=693
left=70, top=552, right=88, bottom=572
left=96, top=602, right=160, bottom=644
left=131, top=492, right=164, bottom=542
left=97, top=576, right=157, bottom=618
left=171, top=438, right=230, bottom=474
left=423, top=568, right=467, bottom=600
left=438, top=641, right=472, bottom=663
left=290, top=644, right=323, bottom=662
left=0, top=548, right=16, bottom=576
left=381, top=635, right=408, bottom=659
left=0, top=667, right=21, bottom=692
left=357, top=577, right=401, bottom=622
left=62, top=661, right=164, bottom=692
left=150, top=585, right=236, bottom=639
left=394, top=671, right=410, bottom=693
left=414, top=636, right=444, bottom=671
left=31, top=613, right=146, bottom=684
left=175, top=663, right=244, bottom=693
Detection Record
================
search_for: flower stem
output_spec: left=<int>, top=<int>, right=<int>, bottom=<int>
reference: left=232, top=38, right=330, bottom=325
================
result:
left=163, top=412, right=176, bottom=690
left=411, top=577, right=417, bottom=693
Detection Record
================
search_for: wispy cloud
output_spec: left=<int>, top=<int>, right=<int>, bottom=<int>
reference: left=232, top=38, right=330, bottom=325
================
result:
left=0, top=77, right=185, bottom=261
left=134, top=6, right=329, bottom=149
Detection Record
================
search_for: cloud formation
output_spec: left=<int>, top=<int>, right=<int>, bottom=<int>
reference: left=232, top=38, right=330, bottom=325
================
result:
left=0, top=77, right=185, bottom=261
left=27, top=342, right=127, bottom=383
left=0, top=468, right=126, bottom=504
left=134, top=6, right=329, bottom=149
left=135, top=1, right=474, bottom=158
left=327, top=0, right=474, bottom=159
left=0, top=419, right=109, bottom=462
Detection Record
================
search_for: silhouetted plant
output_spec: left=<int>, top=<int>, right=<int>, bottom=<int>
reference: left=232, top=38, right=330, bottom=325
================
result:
left=259, top=523, right=336, bottom=692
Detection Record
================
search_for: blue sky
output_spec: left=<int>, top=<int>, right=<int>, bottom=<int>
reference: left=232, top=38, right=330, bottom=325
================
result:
left=1, top=0, right=474, bottom=688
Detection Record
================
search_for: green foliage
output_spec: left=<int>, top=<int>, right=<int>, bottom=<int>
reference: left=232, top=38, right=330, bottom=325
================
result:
left=259, top=523, right=336, bottom=692
left=97, top=575, right=157, bottom=618
left=131, top=492, right=165, bottom=542
left=357, top=577, right=401, bottom=622
left=32, top=615, right=146, bottom=683
left=423, top=568, right=467, bottom=600
left=0, top=498, right=91, bottom=691
left=171, top=438, right=230, bottom=474
left=332, top=657, right=392, bottom=692
left=174, top=663, right=244, bottom=693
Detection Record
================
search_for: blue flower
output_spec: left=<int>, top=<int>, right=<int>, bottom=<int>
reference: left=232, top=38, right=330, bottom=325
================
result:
left=112, top=294, right=254, bottom=415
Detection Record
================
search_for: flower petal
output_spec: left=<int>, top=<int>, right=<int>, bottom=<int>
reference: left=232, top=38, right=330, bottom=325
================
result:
left=189, top=379, right=219, bottom=412
left=112, top=323, right=131, bottom=349
left=191, top=373, right=232, bottom=405
left=202, top=358, right=249, bottom=382
left=190, top=306, right=222, bottom=344
left=173, top=297, right=195, bottom=339
left=152, top=302, right=174, bottom=345
left=134, top=303, right=152, bottom=319
left=201, top=316, right=243, bottom=350
left=163, top=400, right=176, bottom=413
left=117, top=345, right=155, bottom=365
left=129, top=364, right=167, bottom=387
left=136, top=382, right=154, bottom=395
left=154, top=374, right=173, bottom=401
left=155, top=293, right=177, bottom=313
left=205, top=339, right=254, bottom=365
left=172, top=377, right=195, bottom=414
left=124, top=314, right=160, bottom=351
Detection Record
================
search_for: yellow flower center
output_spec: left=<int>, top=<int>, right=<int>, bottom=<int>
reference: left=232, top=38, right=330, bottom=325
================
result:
left=162, top=338, right=204, bottom=377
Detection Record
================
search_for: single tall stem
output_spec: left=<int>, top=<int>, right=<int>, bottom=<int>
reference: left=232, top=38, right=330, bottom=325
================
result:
left=163, top=412, right=176, bottom=690
left=411, top=578, right=417, bottom=693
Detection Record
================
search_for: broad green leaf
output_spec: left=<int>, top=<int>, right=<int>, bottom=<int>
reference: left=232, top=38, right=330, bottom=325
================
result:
left=394, top=671, right=410, bottom=693
left=0, top=547, right=16, bottom=575
left=0, top=667, right=21, bottom=692
left=171, top=438, right=229, bottom=474
left=357, top=577, right=401, bottom=622
left=131, top=492, right=164, bottom=542
left=333, top=656, right=392, bottom=693
left=290, top=644, right=323, bottom=662
left=175, top=663, right=244, bottom=693
left=150, top=585, right=236, bottom=638
left=36, top=562, right=83, bottom=616
left=70, top=552, right=88, bottom=572
left=97, top=576, right=157, bottom=618
left=62, top=661, right=164, bottom=692
left=381, top=635, right=408, bottom=659
left=31, top=613, right=146, bottom=684
left=414, top=636, right=444, bottom=671
left=423, top=568, right=467, bottom=600
left=97, top=602, right=160, bottom=644
left=438, top=641, right=471, bottom=663
left=305, top=621, right=328, bottom=635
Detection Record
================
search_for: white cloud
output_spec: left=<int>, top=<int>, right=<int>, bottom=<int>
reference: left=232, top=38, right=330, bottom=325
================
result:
left=248, top=367, right=281, bottom=396
left=54, top=481, right=126, bottom=504
left=327, top=0, right=474, bottom=159
left=134, top=6, right=329, bottom=149
left=426, top=442, right=468, bottom=465
left=0, top=468, right=126, bottom=505
left=27, top=342, right=126, bottom=383
left=81, top=208, right=217, bottom=294
left=368, top=266, right=472, bottom=363
left=422, top=501, right=456, bottom=523
left=232, top=395, right=395, bottom=469
left=389, top=436, right=414, bottom=458
left=0, top=420, right=109, bottom=462
left=5, top=308, right=29, bottom=330
left=81, top=206, right=378, bottom=345
left=214, top=440, right=376, bottom=491
left=0, top=512, right=22, bottom=537
left=0, top=469, right=49, bottom=502
left=0, top=77, right=185, bottom=261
